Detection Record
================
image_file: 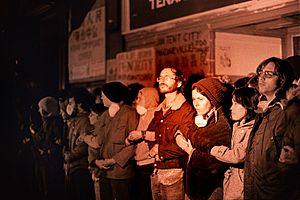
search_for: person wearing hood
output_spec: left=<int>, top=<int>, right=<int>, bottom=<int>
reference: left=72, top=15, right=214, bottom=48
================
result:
left=31, top=96, right=65, bottom=200
left=126, top=87, right=160, bottom=200
left=175, top=77, right=232, bottom=200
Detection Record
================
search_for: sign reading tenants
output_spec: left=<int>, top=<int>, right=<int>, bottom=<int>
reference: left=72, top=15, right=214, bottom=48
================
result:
left=130, top=0, right=250, bottom=29
left=68, top=6, right=105, bottom=83
left=106, top=47, right=156, bottom=87
left=155, top=25, right=211, bottom=78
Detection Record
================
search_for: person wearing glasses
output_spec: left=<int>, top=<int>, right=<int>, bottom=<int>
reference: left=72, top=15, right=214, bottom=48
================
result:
left=128, top=67, right=195, bottom=200
left=244, top=57, right=297, bottom=200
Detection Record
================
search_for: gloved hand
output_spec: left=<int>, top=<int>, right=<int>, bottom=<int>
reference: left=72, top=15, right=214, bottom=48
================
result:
left=175, top=135, right=194, bottom=155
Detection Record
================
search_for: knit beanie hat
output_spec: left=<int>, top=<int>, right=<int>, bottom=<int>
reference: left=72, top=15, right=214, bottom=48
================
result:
left=102, top=82, right=128, bottom=103
left=38, top=96, right=59, bottom=116
left=192, top=77, right=228, bottom=108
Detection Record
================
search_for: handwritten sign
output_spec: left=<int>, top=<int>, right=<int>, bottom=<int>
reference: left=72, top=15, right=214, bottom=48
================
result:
left=68, top=7, right=106, bottom=82
left=106, top=47, right=156, bottom=86
left=215, top=32, right=282, bottom=76
left=155, top=26, right=211, bottom=78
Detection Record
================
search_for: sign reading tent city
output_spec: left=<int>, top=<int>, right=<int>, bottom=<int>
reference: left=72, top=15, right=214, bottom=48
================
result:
left=106, top=47, right=156, bottom=87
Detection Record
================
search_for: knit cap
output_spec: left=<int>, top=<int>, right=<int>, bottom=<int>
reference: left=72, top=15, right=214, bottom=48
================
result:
left=38, top=96, right=59, bottom=116
left=102, top=82, right=128, bottom=103
left=192, top=77, right=228, bottom=108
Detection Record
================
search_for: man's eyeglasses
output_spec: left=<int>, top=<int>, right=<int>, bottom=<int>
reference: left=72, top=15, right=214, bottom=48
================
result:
left=258, top=70, right=278, bottom=79
left=156, top=76, right=177, bottom=82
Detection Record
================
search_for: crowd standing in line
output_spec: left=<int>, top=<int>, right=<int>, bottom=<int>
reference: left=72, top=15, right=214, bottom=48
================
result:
left=15, top=55, right=300, bottom=200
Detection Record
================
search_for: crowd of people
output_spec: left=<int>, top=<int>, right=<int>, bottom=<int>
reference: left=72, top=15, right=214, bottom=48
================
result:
left=13, top=55, right=300, bottom=200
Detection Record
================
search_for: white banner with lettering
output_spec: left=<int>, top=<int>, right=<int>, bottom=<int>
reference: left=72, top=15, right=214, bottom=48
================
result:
left=68, top=7, right=105, bottom=82
left=106, top=47, right=156, bottom=87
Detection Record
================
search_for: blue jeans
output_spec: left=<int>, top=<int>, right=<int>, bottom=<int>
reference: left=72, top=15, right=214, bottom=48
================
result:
left=151, top=173, right=185, bottom=200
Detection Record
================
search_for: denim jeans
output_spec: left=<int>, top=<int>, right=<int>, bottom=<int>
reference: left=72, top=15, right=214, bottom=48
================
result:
left=151, top=172, right=185, bottom=200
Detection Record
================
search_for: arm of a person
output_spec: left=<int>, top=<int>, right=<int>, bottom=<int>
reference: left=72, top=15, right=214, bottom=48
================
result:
left=112, top=110, right=139, bottom=167
left=211, top=129, right=251, bottom=164
left=68, top=118, right=93, bottom=162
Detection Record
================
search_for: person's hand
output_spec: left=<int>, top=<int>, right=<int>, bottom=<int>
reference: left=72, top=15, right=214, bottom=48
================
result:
left=224, top=169, right=232, bottom=180
left=127, top=130, right=143, bottom=141
left=92, top=172, right=99, bottom=182
left=64, top=151, right=71, bottom=163
left=279, top=145, right=298, bottom=164
left=95, top=159, right=116, bottom=169
left=103, top=158, right=116, bottom=167
left=149, top=144, right=158, bottom=158
left=78, top=134, right=86, bottom=142
left=175, top=135, right=194, bottom=155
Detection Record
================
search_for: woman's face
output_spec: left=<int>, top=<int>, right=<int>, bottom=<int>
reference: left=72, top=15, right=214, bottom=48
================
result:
left=192, top=89, right=212, bottom=116
left=88, top=111, right=99, bottom=125
left=231, top=96, right=247, bottom=121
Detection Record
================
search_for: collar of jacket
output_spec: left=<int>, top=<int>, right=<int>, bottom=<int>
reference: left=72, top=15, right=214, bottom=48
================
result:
left=156, top=93, right=186, bottom=111
left=268, top=100, right=286, bottom=111
left=234, top=119, right=255, bottom=129
left=286, top=86, right=300, bottom=102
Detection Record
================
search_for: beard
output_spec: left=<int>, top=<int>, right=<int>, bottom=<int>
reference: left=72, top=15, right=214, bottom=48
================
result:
left=159, top=83, right=178, bottom=94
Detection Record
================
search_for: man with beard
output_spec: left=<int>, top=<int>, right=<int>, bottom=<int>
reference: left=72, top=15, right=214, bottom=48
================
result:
left=128, top=67, right=195, bottom=200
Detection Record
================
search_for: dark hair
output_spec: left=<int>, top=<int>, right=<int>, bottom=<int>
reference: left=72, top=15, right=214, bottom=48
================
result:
left=256, top=57, right=295, bottom=99
left=92, top=87, right=102, bottom=96
left=234, top=76, right=251, bottom=89
left=90, top=103, right=107, bottom=115
left=68, top=87, right=94, bottom=111
left=184, top=73, right=205, bottom=105
left=232, top=87, right=259, bottom=123
left=161, top=66, right=185, bottom=93
left=124, top=83, right=144, bottom=106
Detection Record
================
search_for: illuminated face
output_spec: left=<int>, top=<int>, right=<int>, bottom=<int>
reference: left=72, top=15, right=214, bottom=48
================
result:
left=192, top=89, right=212, bottom=116
left=258, top=62, right=279, bottom=98
left=135, top=90, right=146, bottom=107
left=231, top=97, right=247, bottom=121
left=88, top=111, right=99, bottom=126
left=66, top=97, right=77, bottom=116
left=157, top=68, right=181, bottom=94
left=101, top=92, right=113, bottom=107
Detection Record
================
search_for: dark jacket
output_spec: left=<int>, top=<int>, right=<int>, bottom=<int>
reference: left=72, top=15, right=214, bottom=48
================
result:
left=147, top=93, right=195, bottom=169
left=66, top=111, right=93, bottom=174
left=97, top=103, right=139, bottom=179
left=244, top=101, right=291, bottom=200
left=186, top=110, right=232, bottom=200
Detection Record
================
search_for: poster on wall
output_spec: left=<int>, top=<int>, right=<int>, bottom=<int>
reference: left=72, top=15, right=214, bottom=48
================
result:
left=215, top=32, right=282, bottom=76
left=130, top=0, right=249, bottom=29
left=68, top=6, right=105, bottom=83
left=292, top=35, right=300, bottom=56
left=155, top=25, right=212, bottom=78
left=106, top=47, right=156, bottom=87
